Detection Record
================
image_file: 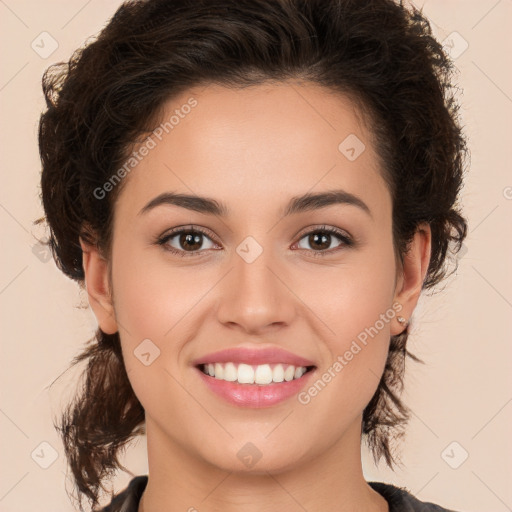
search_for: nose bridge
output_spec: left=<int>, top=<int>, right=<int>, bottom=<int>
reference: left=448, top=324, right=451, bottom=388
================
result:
left=216, top=235, right=294, bottom=330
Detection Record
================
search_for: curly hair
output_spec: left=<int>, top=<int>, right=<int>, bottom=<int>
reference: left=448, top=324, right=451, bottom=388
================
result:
left=37, top=0, right=468, bottom=510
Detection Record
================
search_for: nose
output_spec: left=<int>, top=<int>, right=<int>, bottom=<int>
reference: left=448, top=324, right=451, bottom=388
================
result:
left=216, top=242, right=297, bottom=334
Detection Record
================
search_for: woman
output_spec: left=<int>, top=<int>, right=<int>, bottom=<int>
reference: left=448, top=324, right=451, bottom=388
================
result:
left=38, top=0, right=468, bottom=510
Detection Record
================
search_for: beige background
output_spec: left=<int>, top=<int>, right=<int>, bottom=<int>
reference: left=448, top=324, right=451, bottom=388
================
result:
left=1, top=1, right=511, bottom=511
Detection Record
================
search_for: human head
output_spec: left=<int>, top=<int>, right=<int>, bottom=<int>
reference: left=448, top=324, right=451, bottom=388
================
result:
left=38, top=0, right=467, bottom=509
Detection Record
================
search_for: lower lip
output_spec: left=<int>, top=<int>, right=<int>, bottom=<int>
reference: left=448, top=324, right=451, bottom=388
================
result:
left=195, top=366, right=316, bottom=408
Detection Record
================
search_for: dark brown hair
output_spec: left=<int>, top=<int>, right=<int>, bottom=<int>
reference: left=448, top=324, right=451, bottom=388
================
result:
left=37, top=0, right=468, bottom=510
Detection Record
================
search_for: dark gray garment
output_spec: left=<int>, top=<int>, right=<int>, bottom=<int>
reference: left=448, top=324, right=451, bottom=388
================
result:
left=96, top=475, right=460, bottom=512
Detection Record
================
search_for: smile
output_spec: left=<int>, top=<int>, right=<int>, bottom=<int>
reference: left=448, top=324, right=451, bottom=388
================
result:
left=195, top=363, right=317, bottom=408
left=199, top=362, right=315, bottom=385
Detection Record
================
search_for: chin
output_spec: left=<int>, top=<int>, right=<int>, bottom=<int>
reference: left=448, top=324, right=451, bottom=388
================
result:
left=197, top=437, right=309, bottom=475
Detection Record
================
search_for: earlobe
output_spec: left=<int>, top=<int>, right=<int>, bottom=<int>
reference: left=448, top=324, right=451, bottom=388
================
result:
left=391, top=223, right=431, bottom=336
left=80, top=238, right=118, bottom=335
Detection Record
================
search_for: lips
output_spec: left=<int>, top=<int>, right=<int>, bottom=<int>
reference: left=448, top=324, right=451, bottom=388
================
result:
left=191, top=347, right=317, bottom=408
left=194, top=364, right=317, bottom=408
left=190, top=346, right=317, bottom=368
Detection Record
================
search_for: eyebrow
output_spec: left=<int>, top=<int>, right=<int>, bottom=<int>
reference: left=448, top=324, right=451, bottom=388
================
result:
left=138, top=189, right=372, bottom=219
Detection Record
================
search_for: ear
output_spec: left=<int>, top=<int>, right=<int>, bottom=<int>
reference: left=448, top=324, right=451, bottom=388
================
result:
left=80, top=237, right=118, bottom=335
left=391, top=223, right=432, bottom=336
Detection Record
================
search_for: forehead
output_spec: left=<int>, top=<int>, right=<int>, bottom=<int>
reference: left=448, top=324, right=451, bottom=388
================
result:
left=114, top=81, right=389, bottom=220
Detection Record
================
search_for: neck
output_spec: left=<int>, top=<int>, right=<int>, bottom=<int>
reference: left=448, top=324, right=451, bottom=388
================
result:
left=139, top=417, right=388, bottom=512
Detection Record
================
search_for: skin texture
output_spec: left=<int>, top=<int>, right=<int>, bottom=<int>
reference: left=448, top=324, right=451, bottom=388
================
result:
left=80, top=81, right=431, bottom=512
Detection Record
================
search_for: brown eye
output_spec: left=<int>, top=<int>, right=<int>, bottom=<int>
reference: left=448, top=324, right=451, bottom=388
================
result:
left=295, top=226, right=353, bottom=255
left=304, top=232, right=335, bottom=251
left=177, top=232, right=204, bottom=251
left=157, top=227, right=217, bottom=257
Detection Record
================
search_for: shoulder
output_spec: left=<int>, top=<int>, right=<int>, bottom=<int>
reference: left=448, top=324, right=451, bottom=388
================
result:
left=368, top=481, right=461, bottom=512
left=95, top=475, right=148, bottom=512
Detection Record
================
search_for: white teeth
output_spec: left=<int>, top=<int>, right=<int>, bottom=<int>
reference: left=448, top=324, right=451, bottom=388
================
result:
left=238, top=363, right=255, bottom=384
left=294, top=366, right=307, bottom=379
left=214, top=363, right=224, bottom=380
left=202, top=362, right=310, bottom=385
left=273, top=364, right=284, bottom=383
left=284, top=365, right=295, bottom=381
left=254, top=364, right=273, bottom=384
left=223, top=362, right=238, bottom=381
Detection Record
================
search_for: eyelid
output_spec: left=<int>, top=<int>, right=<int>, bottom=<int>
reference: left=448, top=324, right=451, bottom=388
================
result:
left=158, top=224, right=217, bottom=242
left=294, top=224, right=352, bottom=242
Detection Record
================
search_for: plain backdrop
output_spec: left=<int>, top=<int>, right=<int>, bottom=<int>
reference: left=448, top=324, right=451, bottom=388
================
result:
left=0, top=1, right=511, bottom=511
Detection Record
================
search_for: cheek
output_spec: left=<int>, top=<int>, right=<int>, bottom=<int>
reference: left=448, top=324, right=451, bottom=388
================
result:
left=300, top=240, right=397, bottom=349
left=109, top=246, right=204, bottom=418
left=294, top=241, right=397, bottom=409
left=109, top=243, right=218, bottom=400
left=110, top=240, right=207, bottom=343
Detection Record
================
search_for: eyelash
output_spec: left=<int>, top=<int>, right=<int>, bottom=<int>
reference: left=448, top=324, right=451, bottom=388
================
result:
left=155, top=224, right=354, bottom=258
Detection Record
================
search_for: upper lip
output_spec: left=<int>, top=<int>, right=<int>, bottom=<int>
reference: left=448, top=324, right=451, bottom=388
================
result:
left=191, top=346, right=316, bottom=368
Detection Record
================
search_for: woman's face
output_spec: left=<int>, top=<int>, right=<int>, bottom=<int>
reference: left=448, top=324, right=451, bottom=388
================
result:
left=85, top=81, right=425, bottom=474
